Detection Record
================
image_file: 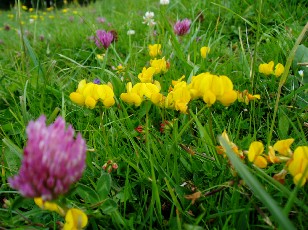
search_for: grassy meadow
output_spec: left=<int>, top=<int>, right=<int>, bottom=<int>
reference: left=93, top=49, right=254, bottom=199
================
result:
left=0, top=0, right=308, bottom=229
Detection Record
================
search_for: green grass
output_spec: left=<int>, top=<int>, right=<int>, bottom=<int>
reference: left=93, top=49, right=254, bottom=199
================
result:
left=0, top=0, right=307, bottom=229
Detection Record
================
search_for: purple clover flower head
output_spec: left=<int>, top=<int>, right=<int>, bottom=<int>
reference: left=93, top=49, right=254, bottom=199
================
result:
left=96, top=17, right=106, bottom=24
left=8, top=115, right=86, bottom=201
left=93, top=78, right=101, bottom=84
left=95, top=30, right=114, bottom=49
left=173, top=19, right=191, bottom=36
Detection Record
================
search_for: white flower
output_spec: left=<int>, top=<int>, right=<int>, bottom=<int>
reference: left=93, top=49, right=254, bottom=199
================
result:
left=29, top=19, right=35, bottom=24
left=160, top=0, right=170, bottom=5
left=143, top=11, right=156, bottom=27
left=144, top=11, right=154, bottom=19
left=298, top=70, right=304, bottom=77
left=127, top=29, right=135, bottom=35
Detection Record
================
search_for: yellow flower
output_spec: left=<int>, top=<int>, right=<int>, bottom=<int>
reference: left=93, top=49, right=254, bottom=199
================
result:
left=150, top=57, right=167, bottom=74
left=47, top=7, right=54, bottom=11
left=30, top=15, right=38, bottom=19
left=267, top=146, right=280, bottom=163
left=22, top=5, right=28, bottom=11
left=288, top=146, right=308, bottom=186
left=120, top=82, right=161, bottom=106
left=166, top=81, right=191, bottom=113
left=148, top=44, right=162, bottom=57
left=96, top=54, right=105, bottom=61
left=273, top=138, right=294, bottom=156
left=63, top=208, right=88, bottom=230
left=34, top=197, right=65, bottom=216
left=70, top=80, right=115, bottom=109
left=248, top=141, right=267, bottom=168
left=62, top=8, right=68, bottom=13
left=237, top=90, right=260, bottom=105
left=274, top=63, right=284, bottom=77
left=138, top=67, right=156, bottom=83
left=188, top=73, right=237, bottom=107
left=49, top=15, right=55, bottom=19
left=29, top=8, right=34, bottom=12
left=200, top=46, right=210, bottom=59
left=259, top=61, right=274, bottom=75
left=8, top=14, right=14, bottom=19
left=95, top=85, right=115, bottom=108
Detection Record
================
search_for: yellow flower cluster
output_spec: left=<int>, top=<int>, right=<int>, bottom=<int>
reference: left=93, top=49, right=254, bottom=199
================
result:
left=69, top=79, right=115, bottom=109
left=34, top=198, right=88, bottom=229
left=122, top=71, right=238, bottom=113
left=247, top=138, right=308, bottom=186
left=259, top=61, right=285, bottom=77
left=189, top=72, right=238, bottom=106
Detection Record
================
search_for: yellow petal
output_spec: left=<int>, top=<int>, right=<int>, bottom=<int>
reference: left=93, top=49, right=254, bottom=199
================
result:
left=254, top=156, right=267, bottom=168
left=274, top=63, right=284, bottom=77
left=85, top=96, right=97, bottom=109
left=293, top=173, right=306, bottom=187
left=63, top=208, right=88, bottom=230
left=217, top=90, right=238, bottom=106
left=248, top=141, right=264, bottom=162
left=200, top=46, right=210, bottom=59
left=34, top=198, right=65, bottom=216
left=259, top=61, right=274, bottom=75
left=102, top=97, right=115, bottom=107
left=273, top=139, right=294, bottom=156
left=120, top=93, right=142, bottom=106
left=69, top=92, right=85, bottom=106
left=203, top=91, right=216, bottom=106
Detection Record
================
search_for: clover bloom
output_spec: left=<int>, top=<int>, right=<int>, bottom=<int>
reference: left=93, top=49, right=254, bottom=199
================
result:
left=160, top=0, right=170, bottom=5
left=247, top=141, right=267, bottom=168
left=148, top=44, right=162, bottom=57
left=95, top=30, right=114, bottom=49
left=200, top=46, right=210, bottom=59
left=259, top=61, right=274, bottom=75
left=288, top=146, right=308, bottom=186
left=63, top=208, right=88, bottom=230
left=127, top=29, right=135, bottom=35
left=173, top=19, right=191, bottom=36
left=274, top=63, right=284, bottom=77
left=96, top=17, right=106, bottom=24
left=143, top=11, right=156, bottom=26
left=8, top=116, right=87, bottom=200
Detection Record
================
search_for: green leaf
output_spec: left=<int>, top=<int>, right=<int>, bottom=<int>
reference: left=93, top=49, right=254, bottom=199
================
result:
left=96, top=172, right=112, bottom=200
left=75, top=184, right=100, bottom=204
left=218, top=136, right=296, bottom=230
left=99, top=198, right=117, bottom=214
